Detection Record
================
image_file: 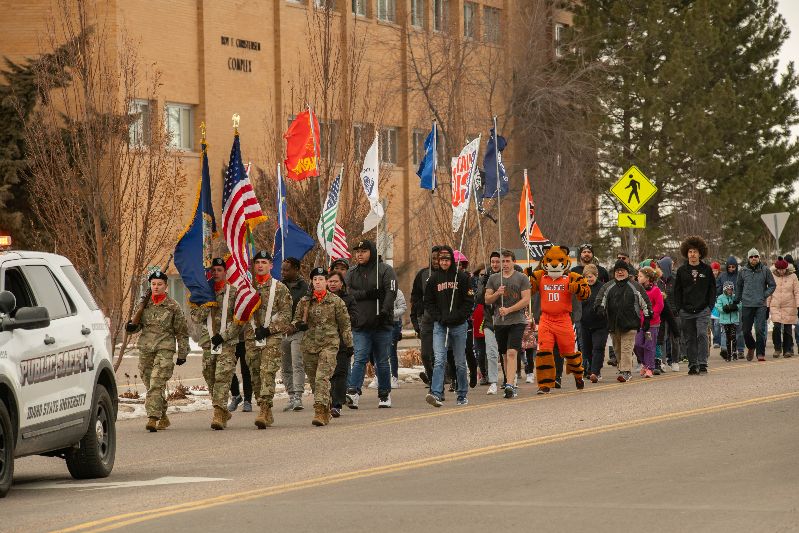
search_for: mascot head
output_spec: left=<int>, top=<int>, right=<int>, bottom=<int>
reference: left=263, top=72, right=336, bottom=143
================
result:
left=541, top=245, right=571, bottom=279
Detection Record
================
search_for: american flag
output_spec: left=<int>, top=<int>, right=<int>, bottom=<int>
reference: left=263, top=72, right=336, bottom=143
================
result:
left=222, top=133, right=266, bottom=322
left=316, top=171, right=341, bottom=251
left=330, top=223, right=350, bottom=260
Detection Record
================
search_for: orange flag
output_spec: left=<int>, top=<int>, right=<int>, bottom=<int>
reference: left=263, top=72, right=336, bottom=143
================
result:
left=518, top=172, right=552, bottom=260
left=283, top=110, right=320, bottom=181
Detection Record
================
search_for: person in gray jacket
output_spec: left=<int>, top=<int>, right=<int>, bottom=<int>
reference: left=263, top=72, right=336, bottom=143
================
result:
left=735, top=248, right=777, bottom=361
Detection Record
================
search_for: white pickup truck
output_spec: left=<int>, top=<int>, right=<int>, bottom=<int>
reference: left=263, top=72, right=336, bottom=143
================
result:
left=0, top=251, right=117, bottom=497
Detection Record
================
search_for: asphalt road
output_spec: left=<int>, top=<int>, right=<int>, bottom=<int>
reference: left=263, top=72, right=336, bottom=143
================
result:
left=4, top=357, right=799, bottom=533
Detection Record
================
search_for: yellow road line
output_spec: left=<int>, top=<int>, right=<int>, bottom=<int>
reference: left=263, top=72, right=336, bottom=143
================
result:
left=54, top=389, right=799, bottom=533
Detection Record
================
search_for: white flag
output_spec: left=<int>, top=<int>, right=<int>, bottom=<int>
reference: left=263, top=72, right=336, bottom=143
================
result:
left=451, top=137, right=480, bottom=233
left=360, top=134, right=384, bottom=233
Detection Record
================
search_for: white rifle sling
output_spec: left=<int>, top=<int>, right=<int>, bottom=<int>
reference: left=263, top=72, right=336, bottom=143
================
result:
left=212, top=285, right=230, bottom=354
left=252, top=279, right=277, bottom=346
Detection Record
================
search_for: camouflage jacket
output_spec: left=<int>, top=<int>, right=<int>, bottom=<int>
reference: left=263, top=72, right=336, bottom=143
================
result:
left=135, top=296, right=190, bottom=357
left=293, top=291, right=353, bottom=352
left=189, top=284, right=241, bottom=348
left=245, top=276, right=293, bottom=340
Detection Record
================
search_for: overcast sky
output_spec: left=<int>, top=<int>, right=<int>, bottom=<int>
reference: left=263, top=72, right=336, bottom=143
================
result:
left=779, top=1, right=799, bottom=74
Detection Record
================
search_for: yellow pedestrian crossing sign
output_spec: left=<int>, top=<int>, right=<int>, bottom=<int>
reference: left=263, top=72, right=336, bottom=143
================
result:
left=618, top=213, right=646, bottom=228
left=610, top=165, right=657, bottom=213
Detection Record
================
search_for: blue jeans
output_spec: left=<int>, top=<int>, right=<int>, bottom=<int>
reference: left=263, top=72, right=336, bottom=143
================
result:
left=741, top=306, right=768, bottom=356
left=390, top=320, right=402, bottom=378
left=432, top=322, right=468, bottom=399
left=348, top=328, right=393, bottom=396
left=711, top=318, right=721, bottom=346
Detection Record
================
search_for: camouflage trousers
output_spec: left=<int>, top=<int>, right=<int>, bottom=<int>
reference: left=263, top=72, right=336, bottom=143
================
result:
left=303, top=346, right=337, bottom=407
left=203, top=346, right=237, bottom=409
left=139, top=349, right=175, bottom=419
left=245, top=337, right=283, bottom=407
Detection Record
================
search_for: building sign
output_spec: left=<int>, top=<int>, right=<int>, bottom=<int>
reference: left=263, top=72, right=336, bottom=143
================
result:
left=221, top=35, right=260, bottom=73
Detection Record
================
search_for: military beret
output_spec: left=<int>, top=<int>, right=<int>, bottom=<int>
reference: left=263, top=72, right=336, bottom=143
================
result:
left=148, top=270, right=168, bottom=282
left=310, top=267, right=327, bottom=279
left=211, top=257, right=225, bottom=268
left=253, top=250, right=273, bottom=261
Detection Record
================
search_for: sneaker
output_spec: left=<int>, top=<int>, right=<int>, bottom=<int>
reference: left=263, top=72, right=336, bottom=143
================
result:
left=487, top=383, right=497, bottom=395
left=456, top=396, right=468, bottom=406
left=575, top=377, right=585, bottom=390
left=595, top=374, right=603, bottom=382
left=688, top=366, right=699, bottom=375
left=712, top=343, right=720, bottom=349
left=589, top=373, right=598, bottom=383
left=644, top=369, right=653, bottom=378
left=330, top=406, right=341, bottom=418
left=345, top=390, right=359, bottom=409
left=746, top=348, right=755, bottom=361
left=242, top=400, right=252, bottom=412
left=293, top=396, right=304, bottom=411
left=671, top=362, right=680, bottom=372
left=228, top=395, right=243, bottom=412
left=425, top=393, right=442, bottom=407
left=368, top=377, right=379, bottom=389
left=525, top=374, right=534, bottom=384
left=378, top=395, right=391, bottom=408
left=699, top=365, right=708, bottom=374
left=470, top=370, right=478, bottom=389
left=720, top=348, right=729, bottom=361
left=391, top=376, right=401, bottom=389
left=478, top=377, right=489, bottom=386
left=554, top=377, right=562, bottom=389
left=536, top=387, right=550, bottom=395
left=653, top=367, right=662, bottom=375
left=773, top=351, right=782, bottom=359
left=784, top=352, right=794, bottom=358
left=757, top=355, right=766, bottom=362
left=616, top=372, right=631, bottom=383
left=607, top=358, right=617, bottom=367
left=282, top=397, right=297, bottom=412
left=504, top=384, right=515, bottom=399
left=639, top=366, right=647, bottom=377
left=419, top=371, right=429, bottom=384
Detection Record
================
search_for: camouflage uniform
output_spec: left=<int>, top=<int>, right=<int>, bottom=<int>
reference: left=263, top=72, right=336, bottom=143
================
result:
left=135, top=296, right=189, bottom=419
left=190, top=284, right=241, bottom=409
left=294, top=292, right=353, bottom=407
left=244, top=277, right=293, bottom=407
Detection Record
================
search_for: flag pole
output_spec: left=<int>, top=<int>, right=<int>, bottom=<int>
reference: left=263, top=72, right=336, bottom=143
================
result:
left=308, top=104, right=327, bottom=267
left=474, top=170, right=487, bottom=276
left=524, top=169, right=533, bottom=316
left=277, top=163, right=285, bottom=260
left=493, top=116, right=505, bottom=315
left=375, top=132, right=380, bottom=317
left=427, top=120, right=437, bottom=277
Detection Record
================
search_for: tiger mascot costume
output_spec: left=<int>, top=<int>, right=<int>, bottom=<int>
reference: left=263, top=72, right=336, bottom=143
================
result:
left=526, top=246, right=590, bottom=394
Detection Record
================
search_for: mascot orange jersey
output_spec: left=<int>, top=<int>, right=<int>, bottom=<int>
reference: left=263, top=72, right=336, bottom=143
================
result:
left=527, top=246, right=590, bottom=393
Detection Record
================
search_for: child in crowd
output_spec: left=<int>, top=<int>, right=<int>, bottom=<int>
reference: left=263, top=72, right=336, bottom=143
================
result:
left=634, top=266, right=664, bottom=378
left=714, top=281, right=740, bottom=361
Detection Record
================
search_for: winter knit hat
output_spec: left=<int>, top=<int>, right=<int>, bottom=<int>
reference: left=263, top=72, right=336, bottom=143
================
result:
left=747, top=248, right=760, bottom=258
left=612, top=259, right=629, bottom=273
left=775, top=259, right=789, bottom=270
left=723, top=281, right=734, bottom=291
left=711, top=261, right=720, bottom=270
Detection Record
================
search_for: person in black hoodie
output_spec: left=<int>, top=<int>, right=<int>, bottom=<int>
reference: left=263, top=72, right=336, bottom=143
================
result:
left=423, top=245, right=474, bottom=407
left=344, top=239, right=398, bottom=409
left=672, top=236, right=717, bottom=374
left=580, top=264, right=608, bottom=383
left=410, top=246, right=442, bottom=384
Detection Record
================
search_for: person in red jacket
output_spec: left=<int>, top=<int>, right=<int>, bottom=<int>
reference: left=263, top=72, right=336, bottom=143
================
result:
left=634, top=266, right=664, bottom=378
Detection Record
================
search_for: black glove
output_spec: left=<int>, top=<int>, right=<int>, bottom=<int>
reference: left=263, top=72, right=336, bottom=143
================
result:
left=722, top=304, right=731, bottom=313
left=125, top=321, right=138, bottom=333
left=642, top=317, right=651, bottom=332
left=295, top=321, right=309, bottom=332
left=378, top=310, right=391, bottom=323
left=525, top=266, right=534, bottom=276
left=176, top=357, right=186, bottom=366
left=365, top=288, right=381, bottom=300
left=729, top=302, right=738, bottom=311
left=211, top=333, right=224, bottom=348
left=255, top=326, right=270, bottom=341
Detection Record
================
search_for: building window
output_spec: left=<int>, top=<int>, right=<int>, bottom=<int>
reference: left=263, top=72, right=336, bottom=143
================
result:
left=463, top=2, right=476, bottom=39
left=314, top=0, right=335, bottom=9
left=354, top=123, right=375, bottom=162
left=165, top=103, right=194, bottom=151
left=352, top=0, right=366, bottom=16
left=483, top=6, right=500, bottom=43
left=128, top=99, right=152, bottom=147
left=433, top=0, right=448, bottom=32
left=412, top=130, right=426, bottom=165
left=380, top=127, right=398, bottom=165
left=377, top=0, right=395, bottom=22
left=555, top=23, right=568, bottom=58
left=411, top=0, right=425, bottom=28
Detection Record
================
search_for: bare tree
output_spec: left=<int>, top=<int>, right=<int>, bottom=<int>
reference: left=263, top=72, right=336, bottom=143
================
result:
left=21, top=0, right=185, bottom=370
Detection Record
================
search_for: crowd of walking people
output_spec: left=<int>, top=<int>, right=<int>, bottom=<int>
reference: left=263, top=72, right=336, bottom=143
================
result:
left=130, top=235, right=795, bottom=431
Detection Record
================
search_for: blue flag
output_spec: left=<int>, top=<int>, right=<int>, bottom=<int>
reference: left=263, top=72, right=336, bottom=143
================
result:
left=416, top=124, right=437, bottom=190
left=277, top=166, right=288, bottom=236
left=482, top=128, right=508, bottom=198
left=271, top=217, right=315, bottom=280
left=174, top=142, right=217, bottom=305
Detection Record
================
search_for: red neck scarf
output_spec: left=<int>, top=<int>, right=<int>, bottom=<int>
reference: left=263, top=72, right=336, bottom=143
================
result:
left=151, top=293, right=167, bottom=305
left=313, top=290, right=327, bottom=302
left=214, top=280, right=226, bottom=293
left=256, top=273, right=271, bottom=284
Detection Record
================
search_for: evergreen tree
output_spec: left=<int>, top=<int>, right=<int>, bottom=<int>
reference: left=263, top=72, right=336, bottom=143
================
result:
left=576, top=0, right=799, bottom=258
left=0, top=31, right=85, bottom=246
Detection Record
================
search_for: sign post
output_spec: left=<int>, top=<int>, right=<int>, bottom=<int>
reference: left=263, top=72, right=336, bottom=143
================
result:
left=610, top=165, right=658, bottom=259
left=760, top=212, right=790, bottom=254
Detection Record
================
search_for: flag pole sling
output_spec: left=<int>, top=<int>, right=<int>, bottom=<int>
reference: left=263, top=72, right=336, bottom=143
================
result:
left=446, top=134, right=481, bottom=349
left=524, top=169, right=532, bottom=316
left=493, top=116, right=505, bottom=316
